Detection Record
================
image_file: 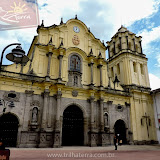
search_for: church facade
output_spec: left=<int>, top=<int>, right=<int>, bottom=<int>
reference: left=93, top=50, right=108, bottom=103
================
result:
left=0, top=17, right=157, bottom=147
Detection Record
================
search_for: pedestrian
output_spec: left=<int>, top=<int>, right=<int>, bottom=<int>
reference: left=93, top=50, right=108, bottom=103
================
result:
left=114, top=136, right=118, bottom=150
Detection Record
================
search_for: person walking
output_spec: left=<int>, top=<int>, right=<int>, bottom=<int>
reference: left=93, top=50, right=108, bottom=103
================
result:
left=114, top=136, right=118, bottom=150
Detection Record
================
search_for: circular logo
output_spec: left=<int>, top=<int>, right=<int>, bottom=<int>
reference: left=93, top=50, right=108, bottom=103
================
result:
left=72, top=35, right=80, bottom=45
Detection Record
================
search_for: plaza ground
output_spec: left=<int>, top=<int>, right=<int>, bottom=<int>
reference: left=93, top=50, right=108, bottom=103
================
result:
left=7, top=144, right=160, bottom=160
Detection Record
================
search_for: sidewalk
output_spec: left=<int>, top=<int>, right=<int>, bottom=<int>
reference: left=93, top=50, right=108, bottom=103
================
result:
left=8, top=144, right=160, bottom=151
left=8, top=145, right=160, bottom=160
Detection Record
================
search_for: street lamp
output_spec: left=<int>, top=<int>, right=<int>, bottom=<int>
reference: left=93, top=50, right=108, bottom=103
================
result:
left=0, top=99, right=15, bottom=113
left=0, top=43, right=29, bottom=72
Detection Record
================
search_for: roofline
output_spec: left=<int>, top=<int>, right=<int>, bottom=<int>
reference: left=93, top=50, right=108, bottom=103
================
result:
left=37, top=18, right=106, bottom=49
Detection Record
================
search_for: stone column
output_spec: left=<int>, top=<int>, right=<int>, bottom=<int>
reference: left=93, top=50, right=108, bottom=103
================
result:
left=139, top=40, right=143, bottom=54
left=47, top=97, right=52, bottom=129
left=98, top=64, right=103, bottom=87
left=119, top=37, right=122, bottom=50
left=23, top=90, right=34, bottom=131
left=99, top=98, right=104, bottom=131
left=58, top=55, right=63, bottom=81
left=132, top=38, right=136, bottom=51
left=88, top=62, right=94, bottom=87
left=90, top=96, right=95, bottom=131
left=39, top=90, right=53, bottom=148
left=125, top=102, right=133, bottom=144
left=89, top=96, right=97, bottom=146
left=53, top=91, right=62, bottom=148
left=84, top=117, right=88, bottom=145
left=41, top=89, right=50, bottom=130
left=99, top=98, right=106, bottom=146
left=126, top=36, right=129, bottom=49
left=46, top=52, right=53, bottom=78
left=107, top=101, right=113, bottom=145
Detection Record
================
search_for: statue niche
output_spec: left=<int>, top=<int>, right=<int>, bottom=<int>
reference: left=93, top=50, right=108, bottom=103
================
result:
left=32, top=107, right=38, bottom=123
left=30, top=107, right=39, bottom=130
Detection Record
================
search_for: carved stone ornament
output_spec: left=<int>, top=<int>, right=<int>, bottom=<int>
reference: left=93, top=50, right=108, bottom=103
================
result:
left=3, top=91, right=20, bottom=102
left=115, top=104, right=124, bottom=112
left=30, top=100, right=40, bottom=107
left=72, top=90, right=78, bottom=97
left=72, top=35, right=80, bottom=45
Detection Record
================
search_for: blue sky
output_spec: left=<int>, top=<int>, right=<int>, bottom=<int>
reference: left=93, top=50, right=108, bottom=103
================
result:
left=0, top=0, right=160, bottom=90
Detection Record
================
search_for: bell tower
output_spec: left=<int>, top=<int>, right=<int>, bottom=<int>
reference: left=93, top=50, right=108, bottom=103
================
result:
left=107, top=26, right=150, bottom=89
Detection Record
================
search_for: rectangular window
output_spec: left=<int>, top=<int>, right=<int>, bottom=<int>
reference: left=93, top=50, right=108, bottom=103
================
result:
left=140, top=64, right=144, bottom=75
left=111, top=67, right=114, bottom=77
left=133, top=62, right=136, bottom=72
left=117, top=63, right=120, bottom=74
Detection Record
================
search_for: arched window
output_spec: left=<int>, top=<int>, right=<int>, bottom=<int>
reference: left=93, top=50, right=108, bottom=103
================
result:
left=70, top=55, right=81, bottom=72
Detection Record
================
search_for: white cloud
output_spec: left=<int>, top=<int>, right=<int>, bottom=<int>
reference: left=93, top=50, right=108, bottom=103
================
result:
left=155, top=54, right=160, bottom=67
left=37, top=0, right=159, bottom=34
left=38, top=0, right=86, bottom=26
left=149, top=73, right=160, bottom=90
left=1, top=0, right=159, bottom=65
left=97, top=0, right=159, bottom=32
left=137, top=26, right=160, bottom=50
left=136, top=26, right=160, bottom=69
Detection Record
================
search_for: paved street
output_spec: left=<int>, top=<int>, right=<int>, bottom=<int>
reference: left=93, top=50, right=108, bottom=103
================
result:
left=7, top=145, right=160, bottom=160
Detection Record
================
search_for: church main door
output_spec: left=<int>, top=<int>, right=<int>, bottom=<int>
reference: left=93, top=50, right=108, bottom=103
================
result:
left=114, top=120, right=127, bottom=144
left=62, top=105, right=84, bottom=146
left=0, top=113, right=19, bottom=147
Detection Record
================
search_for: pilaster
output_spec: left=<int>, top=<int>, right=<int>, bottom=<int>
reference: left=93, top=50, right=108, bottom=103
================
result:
left=125, top=102, right=133, bottom=144
left=23, top=90, right=34, bottom=131
left=58, top=55, right=63, bottom=81
left=53, top=90, right=62, bottom=148
left=41, top=89, right=50, bottom=130
left=97, top=64, right=103, bottom=87
left=46, top=52, right=53, bottom=78
left=99, top=98, right=104, bottom=132
left=99, top=98, right=106, bottom=146
left=88, top=62, right=94, bottom=89
left=88, top=96, right=97, bottom=146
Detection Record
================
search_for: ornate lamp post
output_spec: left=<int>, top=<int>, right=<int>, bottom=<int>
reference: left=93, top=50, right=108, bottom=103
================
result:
left=0, top=43, right=29, bottom=72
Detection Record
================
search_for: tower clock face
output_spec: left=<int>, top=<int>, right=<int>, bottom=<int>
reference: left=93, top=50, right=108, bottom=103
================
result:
left=73, top=26, right=80, bottom=33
